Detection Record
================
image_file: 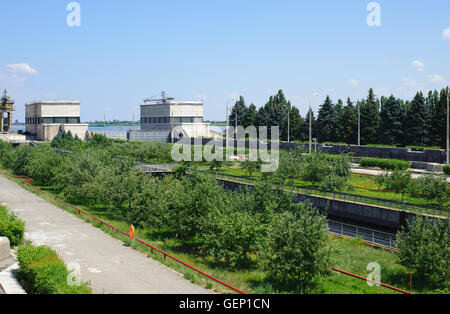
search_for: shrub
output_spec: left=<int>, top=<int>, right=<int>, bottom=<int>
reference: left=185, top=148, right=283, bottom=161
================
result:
left=0, top=205, right=25, bottom=246
left=443, top=164, right=450, bottom=175
left=396, top=217, right=449, bottom=289
left=360, top=158, right=410, bottom=170
left=262, top=202, right=331, bottom=289
left=17, top=245, right=91, bottom=294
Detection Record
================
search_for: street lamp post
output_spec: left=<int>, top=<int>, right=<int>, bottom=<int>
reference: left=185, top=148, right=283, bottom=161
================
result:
left=287, top=105, right=290, bottom=143
left=358, top=103, right=361, bottom=147
left=309, top=93, right=318, bottom=154
left=447, top=87, right=449, bottom=164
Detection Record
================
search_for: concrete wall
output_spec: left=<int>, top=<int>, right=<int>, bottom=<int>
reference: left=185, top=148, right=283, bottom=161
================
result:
left=34, top=124, right=88, bottom=141
left=218, top=179, right=421, bottom=231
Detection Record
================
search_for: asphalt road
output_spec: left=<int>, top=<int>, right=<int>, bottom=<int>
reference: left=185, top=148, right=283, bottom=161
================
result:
left=0, top=175, right=211, bottom=294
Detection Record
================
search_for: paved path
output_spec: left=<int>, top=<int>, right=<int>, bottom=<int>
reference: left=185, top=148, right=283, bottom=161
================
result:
left=0, top=175, right=211, bottom=294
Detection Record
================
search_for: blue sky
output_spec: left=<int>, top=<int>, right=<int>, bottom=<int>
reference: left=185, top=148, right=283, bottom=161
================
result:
left=1, top=0, right=449, bottom=122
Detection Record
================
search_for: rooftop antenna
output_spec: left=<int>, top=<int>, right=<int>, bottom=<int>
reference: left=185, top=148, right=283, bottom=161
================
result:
left=143, top=91, right=175, bottom=104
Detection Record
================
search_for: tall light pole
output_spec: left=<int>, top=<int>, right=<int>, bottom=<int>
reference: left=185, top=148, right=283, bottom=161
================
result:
left=358, top=103, right=361, bottom=146
left=309, top=93, right=318, bottom=154
left=447, top=86, right=449, bottom=164
left=287, top=104, right=291, bottom=143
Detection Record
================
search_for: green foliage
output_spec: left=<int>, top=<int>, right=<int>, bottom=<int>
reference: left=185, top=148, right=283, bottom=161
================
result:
left=200, top=205, right=265, bottom=268
left=17, top=245, right=91, bottom=294
left=360, top=158, right=410, bottom=170
left=396, top=217, right=449, bottom=288
left=86, top=133, right=113, bottom=149
left=384, top=170, right=412, bottom=202
left=300, top=152, right=351, bottom=190
left=443, top=164, right=450, bottom=176
left=413, top=173, right=449, bottom=205
left=51, top=130, right=84, bottom=150
left=262, top=202, right=331, bottom=288
left=240, top=159, right=261, bottom=177
left=0, top=205, right=25, bottom=246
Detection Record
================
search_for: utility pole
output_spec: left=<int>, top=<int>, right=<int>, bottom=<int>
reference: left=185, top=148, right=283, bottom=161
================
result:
left=287, top=105, right=290, bottom=143
left=358, top=103, right=361, bottom=146
left=309, top=104, right=312, bottom=154
left=447, top=86, right=449, bottom=164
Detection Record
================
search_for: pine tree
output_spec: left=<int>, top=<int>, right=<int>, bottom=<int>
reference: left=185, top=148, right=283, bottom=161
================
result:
left=338, top=98, right=358, bottom=144
left=424, top=90, right=439, bottom=146
left=378, top=95, right=406, bottom=146
left=289, top=106, right=303, bottom=141
left=316, top=96, right=336, bottom=143
left=229, top=96, right=248, bottom=127
left=243, top=104, right=256, bottom=128
left=431, top=88, right=449, bottom=148
left=360, top=89, right=380, bottom=145
left=406, top=92, right=426, bottom=146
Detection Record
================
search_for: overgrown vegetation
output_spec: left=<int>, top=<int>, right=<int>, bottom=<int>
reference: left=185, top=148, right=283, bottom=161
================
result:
left=396, top=217, right=449, bottom=289
left=0, top=204, right=25, bottom=246
left=17, top=244, right=92, bottom=294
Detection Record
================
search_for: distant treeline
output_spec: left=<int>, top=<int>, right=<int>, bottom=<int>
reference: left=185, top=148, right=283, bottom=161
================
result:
left=229, top=88, right=450, bottom=148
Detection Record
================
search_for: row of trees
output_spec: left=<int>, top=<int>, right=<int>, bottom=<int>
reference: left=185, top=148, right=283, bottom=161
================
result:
left=0, top=139, right=448, bottom=289
left=0, top=140, right=331, bottom=289
left=229, top=87, right=450, bottom=147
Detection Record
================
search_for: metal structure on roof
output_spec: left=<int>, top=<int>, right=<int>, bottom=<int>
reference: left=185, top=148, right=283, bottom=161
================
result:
left=0, top=89, right=15, bottom=133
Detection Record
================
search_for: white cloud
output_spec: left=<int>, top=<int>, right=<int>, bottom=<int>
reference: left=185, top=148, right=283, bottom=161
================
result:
left=428, top=74, right=445, bottom=83
left=349, top=79, right=359, bottom=86
left=412, top=60, right=425, bottom=72
left=443, top=27, right=450, bottom=42
left=6, top=63, right=38, bottom=75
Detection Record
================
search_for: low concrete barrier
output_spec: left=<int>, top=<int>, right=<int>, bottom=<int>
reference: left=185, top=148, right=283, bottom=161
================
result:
left=0, top=237, right=10, bottom=262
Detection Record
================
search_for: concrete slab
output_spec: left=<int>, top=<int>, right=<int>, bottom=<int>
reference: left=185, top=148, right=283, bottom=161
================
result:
left=0, top=174, right=211, bottom=294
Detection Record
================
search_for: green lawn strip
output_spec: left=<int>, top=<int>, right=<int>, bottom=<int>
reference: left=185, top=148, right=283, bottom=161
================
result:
left=2, top=170, right=433, bottom=294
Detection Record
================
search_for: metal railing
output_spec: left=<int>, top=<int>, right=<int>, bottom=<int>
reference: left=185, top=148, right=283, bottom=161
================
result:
left=328, top=220, right=397, bottom=249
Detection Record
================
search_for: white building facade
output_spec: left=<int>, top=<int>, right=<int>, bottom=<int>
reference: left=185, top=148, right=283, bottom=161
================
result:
left=140, top=99, right=211, bottom=141
left=25, top=100, right=89, bottom=141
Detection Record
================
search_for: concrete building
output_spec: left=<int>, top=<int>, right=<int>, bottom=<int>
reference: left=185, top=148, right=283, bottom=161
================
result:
left=0, top=90, right=14, bottom=133
left=25, top=100, right=89, bottom=141
left=139, top=92, right=211, bottom=141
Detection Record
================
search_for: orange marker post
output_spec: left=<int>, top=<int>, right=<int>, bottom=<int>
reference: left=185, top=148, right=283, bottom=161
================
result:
left=130, top=225, right=135, bottom=246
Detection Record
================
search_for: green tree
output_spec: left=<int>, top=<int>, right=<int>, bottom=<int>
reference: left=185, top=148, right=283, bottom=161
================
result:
left=338, top=98, right=358, bottom=144
left=384, top=170, right=412, bottom=203
left=378, top=95, right=406, bottom=146
left=243, top=103, right=257, bottom=128
left=300, top=152, right=330, bottom=188
left=359, top=89, right=380, bottom=145
left=406, top=92, right=426, bottom=146
left=229, top=96, right=248, bottom=128
left=262, top=202, right=331, bottom=289
left=316, top=96, right=336, bottom=143
left=396, top=217, right=449, bottom=288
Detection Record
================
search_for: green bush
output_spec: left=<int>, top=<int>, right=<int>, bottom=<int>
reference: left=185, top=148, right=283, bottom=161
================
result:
left=360, top=158, right=410, bottom=170
left=443, top=164, right=450, bottom=175
left=0, top=205, right=25, bottom=246
left=17, top=245, right=92, bottom=294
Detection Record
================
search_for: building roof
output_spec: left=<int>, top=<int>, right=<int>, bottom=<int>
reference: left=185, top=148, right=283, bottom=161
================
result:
left=141, top=100, right=203, bottom=107
left=25, top=100, right=81, bottom=106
